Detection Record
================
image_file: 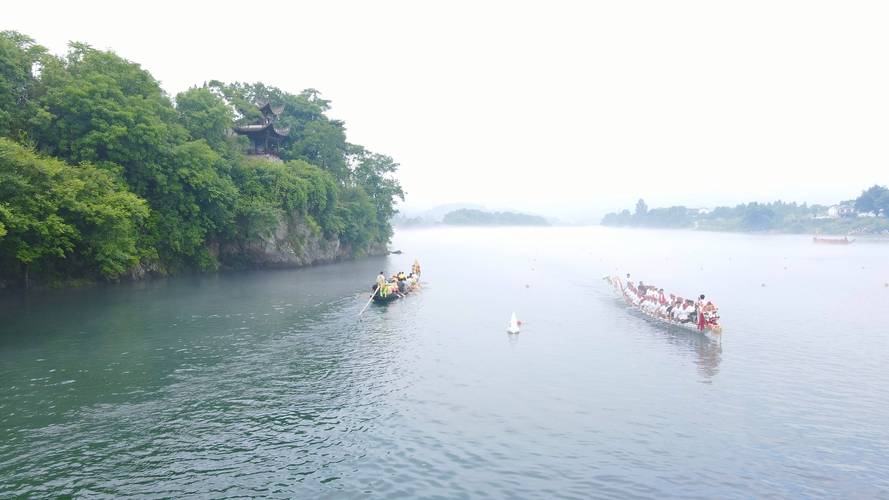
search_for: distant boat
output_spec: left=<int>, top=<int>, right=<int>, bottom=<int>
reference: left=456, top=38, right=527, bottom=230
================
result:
left=813, top=236, right=854, bottom=245
left=507, top=312, right=520, bottom=334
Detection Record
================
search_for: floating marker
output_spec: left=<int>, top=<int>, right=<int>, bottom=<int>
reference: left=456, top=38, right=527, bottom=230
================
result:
left=507, top=312, right=520, bottom=334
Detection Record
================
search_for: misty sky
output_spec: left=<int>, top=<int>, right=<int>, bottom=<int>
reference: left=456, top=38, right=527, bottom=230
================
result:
left=5, top=1, right=888, bottom=218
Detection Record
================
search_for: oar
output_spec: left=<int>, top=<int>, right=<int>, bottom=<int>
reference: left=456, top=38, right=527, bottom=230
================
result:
left=359, top=284, right=381, bottom=316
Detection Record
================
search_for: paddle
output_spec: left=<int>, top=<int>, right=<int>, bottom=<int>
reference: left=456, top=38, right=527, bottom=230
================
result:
left=359, top=284, right=381, bottom=316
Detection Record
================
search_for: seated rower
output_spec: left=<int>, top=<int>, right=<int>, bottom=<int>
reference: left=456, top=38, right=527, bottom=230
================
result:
left=669, top=297, right=684, bottom=320
left=665, top=295, right=675, bottom=316
left=677, top=300, right=695, bottom=323
left=645, top=287, right=658, bottom=304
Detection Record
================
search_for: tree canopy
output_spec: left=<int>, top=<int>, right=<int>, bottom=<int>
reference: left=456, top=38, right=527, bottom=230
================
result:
left=0, top=138, right=147, bottom=284
left=854, top=185, right=889, bottom=215
left=0, top=31, right=403, bottom=287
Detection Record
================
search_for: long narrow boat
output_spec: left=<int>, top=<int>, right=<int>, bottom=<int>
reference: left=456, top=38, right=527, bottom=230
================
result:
left=605, top=275, right=723, bottom=337
left=813, top=236, right=854, bottom=245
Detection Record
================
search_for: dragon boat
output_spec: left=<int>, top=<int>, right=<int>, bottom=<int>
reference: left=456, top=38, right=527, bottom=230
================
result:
left=605, top=275, right=723, bottom=336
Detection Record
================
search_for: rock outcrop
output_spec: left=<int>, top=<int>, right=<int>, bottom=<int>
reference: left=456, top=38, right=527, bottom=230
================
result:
left=220, top=215, right=386, bottom=269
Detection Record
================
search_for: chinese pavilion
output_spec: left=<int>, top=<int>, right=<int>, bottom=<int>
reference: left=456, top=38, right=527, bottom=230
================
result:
left=233, top=102, right=290, bottom=156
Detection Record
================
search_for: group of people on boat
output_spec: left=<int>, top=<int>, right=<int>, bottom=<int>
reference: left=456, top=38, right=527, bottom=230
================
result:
left=366, top=261, right=722, bottom=332
left=611, top=274, right=720, bottom=331
left=373, top=260, right=422, bottom=299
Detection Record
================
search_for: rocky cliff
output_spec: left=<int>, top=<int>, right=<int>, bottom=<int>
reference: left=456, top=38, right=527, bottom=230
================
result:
left=219, top=215, right=386, bottom=269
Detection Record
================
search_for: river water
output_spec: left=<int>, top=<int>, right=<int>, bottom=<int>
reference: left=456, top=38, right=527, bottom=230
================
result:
left=1, top=227, right=888, bottom=498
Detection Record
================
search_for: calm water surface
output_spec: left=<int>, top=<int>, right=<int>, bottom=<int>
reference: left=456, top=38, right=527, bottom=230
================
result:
left=1, top=227, right=888, bottom=498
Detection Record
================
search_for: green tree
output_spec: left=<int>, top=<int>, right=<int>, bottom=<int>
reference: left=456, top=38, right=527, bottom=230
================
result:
left=210, top=82, right=351, bottom=181
left=854, top=185, right=889, bottom=215
left=141, top=140, right=240, bottom=270
left=1, top=32, right=406, bottom=285
left=741, top=203, right=776, bottom=231
left=33, top=43, right=186, bottom=187
left=348, top=145, right=405, bottom=241
left=336, top=186, right=377, bottom=249
left=0, top=138, right=147, bottom=286
left=0, top=31, right=48, bottom=141
left=635, top=198, right=648, bottom=218
left=175, top=86, right=235, bottom=150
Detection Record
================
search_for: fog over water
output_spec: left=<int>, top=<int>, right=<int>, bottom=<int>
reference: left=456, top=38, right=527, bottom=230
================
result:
left=4, top=1, right=889, bottom=217
left=2, top=227, right=888, bottom=497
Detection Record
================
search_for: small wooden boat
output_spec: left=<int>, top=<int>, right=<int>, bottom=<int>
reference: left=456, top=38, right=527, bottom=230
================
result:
left=370, top=269, right=421, bottom=304
left=813, top=236, right=854, bottom=245
left=371, top=282, right=410, bottom=303
left=605, top=276, right=723, bottom=337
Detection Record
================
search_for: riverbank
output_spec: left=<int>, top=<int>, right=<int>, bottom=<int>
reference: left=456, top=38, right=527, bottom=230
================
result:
left=0, top=221, right=389, bottom=291
left=602, top=221, right=889, bottom=239
left=602, top=192, right=889, bottom=235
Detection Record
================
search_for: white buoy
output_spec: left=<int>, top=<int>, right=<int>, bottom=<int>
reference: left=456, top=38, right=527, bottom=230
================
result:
left=507, top=312, right=520, bottom=334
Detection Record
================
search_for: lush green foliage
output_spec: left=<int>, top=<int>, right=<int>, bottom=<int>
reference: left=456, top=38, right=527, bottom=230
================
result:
left=209, top=82, right=352, bottom=180
left=0, top=138, right=148, bottom=283
left=442, top=209, right=549, bottom=226
left=0, top=31, right=46, bottom=141
left=0, top=32, right=402, bottom=287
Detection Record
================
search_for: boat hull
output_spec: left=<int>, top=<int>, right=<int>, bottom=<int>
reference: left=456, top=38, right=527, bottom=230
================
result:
left=370, top=281, right=417, bottom=304
left=813, top=236, right=854, bottom=245
left=371, top=292, right=402, bottom=304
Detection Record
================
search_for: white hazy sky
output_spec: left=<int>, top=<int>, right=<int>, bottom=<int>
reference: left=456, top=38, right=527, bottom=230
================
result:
left=5, top=1, right=889, bottom=218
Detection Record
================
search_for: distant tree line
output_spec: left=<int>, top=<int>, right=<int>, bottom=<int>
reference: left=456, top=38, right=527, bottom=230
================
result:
left=602, top=185, right=889, bottom=233
left=0, top=31, right=403, bottom=287
left=442, top=209, right=549, bottom=226
left=854, top=185, right=889, bottom=216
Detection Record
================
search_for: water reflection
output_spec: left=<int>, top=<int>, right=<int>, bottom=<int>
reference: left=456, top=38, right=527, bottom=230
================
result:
left=660, top=324, right=722, bottom=380
left=506, top=331, right=520, bottom=347
left=619, top=301, right=723, bottom=380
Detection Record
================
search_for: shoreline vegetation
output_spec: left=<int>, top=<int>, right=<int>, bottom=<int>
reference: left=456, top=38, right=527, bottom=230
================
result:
left=394, top=208, right=549, bottom=227
left=602, top=188, right=889, bottom=235
left=441, top=209, right=549, bottom=227
left=0, top=31, right=403, bottom=289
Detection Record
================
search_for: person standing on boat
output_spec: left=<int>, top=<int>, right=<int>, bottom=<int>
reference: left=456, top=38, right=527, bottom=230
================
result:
left=696, top=294, right=708, bottom=331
